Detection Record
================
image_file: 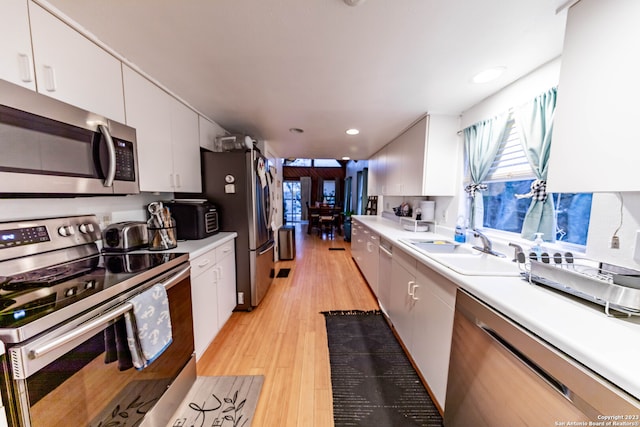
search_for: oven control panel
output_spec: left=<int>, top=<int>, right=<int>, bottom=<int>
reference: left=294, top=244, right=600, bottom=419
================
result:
left=0, top=226, right=50, bottom=249
left=0, top=215, right=101, bottom=262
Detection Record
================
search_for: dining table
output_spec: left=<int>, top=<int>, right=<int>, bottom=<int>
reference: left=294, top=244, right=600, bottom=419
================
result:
left=307, top=205, right=343, bottom=235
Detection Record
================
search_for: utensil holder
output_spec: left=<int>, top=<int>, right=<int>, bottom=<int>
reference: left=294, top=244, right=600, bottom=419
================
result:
left=147, top=218, right=177, bottom=250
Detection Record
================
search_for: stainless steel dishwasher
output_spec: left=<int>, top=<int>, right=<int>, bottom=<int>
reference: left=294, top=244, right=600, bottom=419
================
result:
left=445, top=290, right=640, bottom=426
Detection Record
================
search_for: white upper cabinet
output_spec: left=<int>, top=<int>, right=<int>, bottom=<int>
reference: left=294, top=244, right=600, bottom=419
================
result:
left=123, top=66, right=201, bottom=193
left=28, top=2, right=125, bottom=122
left=370, top=115, right=460, bottom=197
left=548, top=0, right=640, bottom=193
left=0, top=0, right=35, bottom=90
left=170, top=98, right=201, bottom=192
left=199, top=115, right=227, bottom=151
left=367, top=146, right=387, bottom=196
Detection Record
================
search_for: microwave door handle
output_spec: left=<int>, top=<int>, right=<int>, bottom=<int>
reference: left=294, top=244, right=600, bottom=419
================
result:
left=98, top=123, right=116, bottom=187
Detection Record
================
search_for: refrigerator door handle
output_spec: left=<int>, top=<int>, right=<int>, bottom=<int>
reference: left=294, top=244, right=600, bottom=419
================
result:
left=259, top=241, right=275, bottom=255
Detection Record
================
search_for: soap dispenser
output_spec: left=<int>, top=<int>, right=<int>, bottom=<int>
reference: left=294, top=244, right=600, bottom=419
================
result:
left=454, top=216, right=466, bottom=243
left=530, top=232, right=544, bottom=261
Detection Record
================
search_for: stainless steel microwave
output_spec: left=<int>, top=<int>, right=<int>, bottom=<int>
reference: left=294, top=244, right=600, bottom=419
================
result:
left=0, top=79, right=139, bottom=196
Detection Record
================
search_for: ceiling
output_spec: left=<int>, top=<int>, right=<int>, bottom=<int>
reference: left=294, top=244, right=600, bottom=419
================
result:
left=44, top=0, right=567, bottom=160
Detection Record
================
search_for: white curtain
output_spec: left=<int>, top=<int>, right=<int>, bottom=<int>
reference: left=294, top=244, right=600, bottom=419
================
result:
left=300, top=176, right=311, bottom=220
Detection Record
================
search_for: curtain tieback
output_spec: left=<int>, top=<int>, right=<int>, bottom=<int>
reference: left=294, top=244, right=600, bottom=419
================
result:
left=515, top=179, right=548, bottom=202
left=464, top=183, right=487, bottom=198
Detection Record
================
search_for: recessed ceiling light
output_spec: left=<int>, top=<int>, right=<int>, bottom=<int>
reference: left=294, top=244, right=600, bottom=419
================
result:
left=346, top=128, right=359, bottom=135
left=289, top=127, right=304, bottom=134
left=342, top=156, right=351, bottom=160
left=472, top=67, right=506, bottom=83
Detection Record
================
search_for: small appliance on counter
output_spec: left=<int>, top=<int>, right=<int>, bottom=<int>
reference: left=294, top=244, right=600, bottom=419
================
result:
left=102, top=221, right=148, bottom=252
left=164, top=199, right=219, bottom=240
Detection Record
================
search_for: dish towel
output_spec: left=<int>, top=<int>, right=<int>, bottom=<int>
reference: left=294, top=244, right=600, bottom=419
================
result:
left=124, top=284, right=173, bottom=370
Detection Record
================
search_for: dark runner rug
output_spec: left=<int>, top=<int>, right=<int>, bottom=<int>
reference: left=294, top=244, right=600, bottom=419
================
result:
left=322, top=310, right=443, bottom=427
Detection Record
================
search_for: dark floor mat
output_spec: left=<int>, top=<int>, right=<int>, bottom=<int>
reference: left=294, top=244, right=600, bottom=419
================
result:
left=329, top=247, right=346, bottom=251
left=276, top=268, right=291, bottom=278
left=322, top=310, right=443, bottom=427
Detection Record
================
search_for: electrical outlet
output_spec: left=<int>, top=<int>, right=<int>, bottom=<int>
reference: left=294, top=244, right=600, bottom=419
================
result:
left=98, top=213, right=112, bottom=230
left=238, top=292, right=244, bottom=305
left=611, top=235, right=620, bottom=249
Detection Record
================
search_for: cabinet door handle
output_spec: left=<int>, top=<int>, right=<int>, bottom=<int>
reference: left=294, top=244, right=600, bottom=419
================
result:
left=411, top=284, right=419, bottom=301
left=43, top=65, right=57, bottom=92
left=18, top=53, right=33, bottom=83
left=407, top=280, right=416, bottom=296
left=197, top=259, right=211, bottom=268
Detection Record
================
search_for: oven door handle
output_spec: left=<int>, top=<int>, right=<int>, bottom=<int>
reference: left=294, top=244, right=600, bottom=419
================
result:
left=29, top=265, right=191, bottom=360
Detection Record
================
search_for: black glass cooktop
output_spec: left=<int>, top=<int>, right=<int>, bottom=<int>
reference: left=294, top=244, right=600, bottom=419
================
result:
left=0, top=252, right=184, bottom=329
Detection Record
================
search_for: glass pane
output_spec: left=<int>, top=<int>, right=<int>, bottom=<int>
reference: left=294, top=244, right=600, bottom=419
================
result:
left=322, top=180, right=336, bottom=205
left=481, top=180, right=592, bottom=246
left=482, top=180, right=533, bottom=233
left=283, top=181, right=302, bottom=222
left=313, top=159, right=341, bottom=167
left=283, top=158, right=311, bottom=167
left=554, top=193, right=592, bottom=245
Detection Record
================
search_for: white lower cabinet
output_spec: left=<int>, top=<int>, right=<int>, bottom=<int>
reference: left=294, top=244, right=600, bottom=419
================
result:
left=190, top=239, right=236, bottom=360
left=216, top=240, right=237, bottom=327
left=413, top=261, right=456, bottom=409
left=352, top=219, right=380, bottom=297
left=389, top=247, right=456, bottom=409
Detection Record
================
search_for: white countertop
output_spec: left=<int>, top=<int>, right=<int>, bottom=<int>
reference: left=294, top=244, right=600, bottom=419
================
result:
left=148, top=232, right=238, bottom=259
left=352, top=215, right=640, bottom=401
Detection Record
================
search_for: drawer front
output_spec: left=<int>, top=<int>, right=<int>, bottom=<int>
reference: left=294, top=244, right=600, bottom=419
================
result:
left=190, top=249, right=216, bottom=278
left=216, top=240, right=235, bottom=261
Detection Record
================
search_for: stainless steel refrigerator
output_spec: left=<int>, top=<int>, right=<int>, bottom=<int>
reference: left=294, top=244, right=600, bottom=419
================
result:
left=199, top=148, right=275, bottom=310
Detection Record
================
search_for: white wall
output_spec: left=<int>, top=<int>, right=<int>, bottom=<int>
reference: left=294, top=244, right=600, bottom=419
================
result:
left=0, top=193, right=172, bottom=228
left=461, top=57, right=562, bottom=128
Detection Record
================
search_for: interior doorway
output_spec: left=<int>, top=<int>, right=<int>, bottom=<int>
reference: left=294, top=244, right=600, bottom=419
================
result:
left=283, top=180, right=302, bottom=223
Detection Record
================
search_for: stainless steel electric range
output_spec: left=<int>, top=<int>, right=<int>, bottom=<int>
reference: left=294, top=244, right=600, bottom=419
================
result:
left=0, top=215, right=195, bottom=427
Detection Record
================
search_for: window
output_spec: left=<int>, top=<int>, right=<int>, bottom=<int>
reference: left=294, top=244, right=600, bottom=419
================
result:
left=472, top=116, right=592, bottom=246
left=323, top=180, right=336, bottom=205
left=283, top=158, right=312, bottom=167
left=283, top=158, right=341, bottom=167
left=313, top=159, right=341, bottom=167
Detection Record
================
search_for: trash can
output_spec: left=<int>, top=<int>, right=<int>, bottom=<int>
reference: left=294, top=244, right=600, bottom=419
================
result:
left=278, top=225, right=296, bottom=260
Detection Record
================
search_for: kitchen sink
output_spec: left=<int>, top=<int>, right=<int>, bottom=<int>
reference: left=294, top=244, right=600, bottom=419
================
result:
left=433, top=252, right=521, bottom=276
left=399, top=238, right=521, bottom=276
left=399, top=239, right=476, bottom=254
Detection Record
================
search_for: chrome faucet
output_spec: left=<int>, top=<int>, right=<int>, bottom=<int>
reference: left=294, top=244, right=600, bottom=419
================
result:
left=508, top=242, right=525, bottom=263
left=472, top=229, right=506, bottom=258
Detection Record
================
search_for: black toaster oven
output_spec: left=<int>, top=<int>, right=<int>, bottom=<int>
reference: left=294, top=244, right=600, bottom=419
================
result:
left=165, top=200, right=219, bottom=240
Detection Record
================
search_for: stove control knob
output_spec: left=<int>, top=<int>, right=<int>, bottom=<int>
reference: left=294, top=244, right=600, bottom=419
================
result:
left=79, top=223, right=95, bottom=234
left=65, top=287, right=77, bottom=297
left=58, top=226, right=72, bottom=237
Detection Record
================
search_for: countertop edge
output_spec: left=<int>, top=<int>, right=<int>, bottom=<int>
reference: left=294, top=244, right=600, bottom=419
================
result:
left=352, top=215, right=640, bottom=402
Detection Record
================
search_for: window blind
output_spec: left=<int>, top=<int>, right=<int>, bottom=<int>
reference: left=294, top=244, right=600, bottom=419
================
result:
left=484, top=116, right=533, bottom=181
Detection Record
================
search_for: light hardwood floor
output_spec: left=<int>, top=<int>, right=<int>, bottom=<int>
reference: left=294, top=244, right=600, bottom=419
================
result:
left=196, top=224, right=379, bottom=426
